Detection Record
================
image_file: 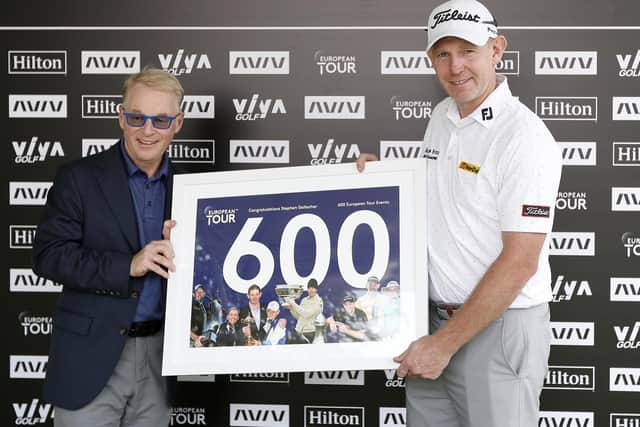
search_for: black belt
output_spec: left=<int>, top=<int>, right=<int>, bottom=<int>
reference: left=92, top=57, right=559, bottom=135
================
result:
left=128, top=319, right=163, bottom=337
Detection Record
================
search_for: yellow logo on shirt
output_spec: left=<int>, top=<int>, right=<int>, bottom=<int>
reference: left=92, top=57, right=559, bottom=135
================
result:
left=459, top=161, right=480, bottom=174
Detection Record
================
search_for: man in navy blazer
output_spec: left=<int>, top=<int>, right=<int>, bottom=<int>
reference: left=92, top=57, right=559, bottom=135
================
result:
left=33, top=68, right=185, bottom=427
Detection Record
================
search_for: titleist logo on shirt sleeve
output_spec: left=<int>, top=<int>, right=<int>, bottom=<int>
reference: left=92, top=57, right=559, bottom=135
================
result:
left=431, top=9, right=481, bottom=28
left=522, top=205, right=550, bottom=218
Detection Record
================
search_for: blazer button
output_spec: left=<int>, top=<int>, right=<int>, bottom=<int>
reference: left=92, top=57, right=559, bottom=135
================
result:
left=109, top=290, right=115, bottom=296
left=119, top=327, right=128, bottom=336
left=130, top=291, right=139, bottom=299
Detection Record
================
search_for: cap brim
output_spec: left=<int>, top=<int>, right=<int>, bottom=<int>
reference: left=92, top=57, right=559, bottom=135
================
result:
left=427, top=31, right=493, bottom=52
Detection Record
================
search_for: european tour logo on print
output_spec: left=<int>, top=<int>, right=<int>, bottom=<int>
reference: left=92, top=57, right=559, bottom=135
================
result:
left=522, top=205, right=550, bottom=218
left=459, top=161, right=480, bottom=174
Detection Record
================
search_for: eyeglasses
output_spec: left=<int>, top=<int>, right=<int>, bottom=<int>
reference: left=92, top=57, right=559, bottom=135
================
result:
left=123, top=111, right=178, bottom=130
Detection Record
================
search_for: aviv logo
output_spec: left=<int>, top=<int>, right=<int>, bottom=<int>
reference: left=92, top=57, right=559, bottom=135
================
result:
left=390, top=96, right=432, bottom=120
left=610, top=277, right=640, bottom=302
left=549, top=232, right=595, bottom=256
left=496, top=51, right=519, bottom=75
left=535, top=97, right=597, bottom=121
left=550, top=322, right=594, bottom=346
left=610, top=413, right=640, bottom=426
left=170, top=407, right=207, bottom=426
left=556, top=191, right=588, bottom=211
left=305, top=96, right=365, bottom=119
left=81, top=50, right=140, bottom=74
left=12, top=137, right=64, bottom=164
left=383, top=369, right=405, bottom=388
left=380, top=51, right=435, bottom=74
left=612, top=142, right=640, bottom=166
left=558, top=142, right=596, bottom=166
left=12, top=399, right=53, bottom=425
left=622, top=232, right=640, bottom=258
left=82, top=95, right=121, bottom=118
left=181, top=96, right=215, bottom=119
left=233, top=94, right=286, bottom=120
left=19, top=312, right=53, bottom=336
left=616, top=49, right=640, bottom=77
left=229, top=51, right=290, bottom=75
left=610, top=368, right=640, bottom=392
left=612, top=187, right=640, bottom=211
left=229, top=404, right=289, bottom=427
left=544, top=366, right=595, bottom=391
left=535, top=51, right=597, bottom=75
left=8, top=50, right=66, bottom=74
left=538, top=411, right=594, bottom=427
left=82, top=138, right=119, bottom=157
left=9, top=182, right=52, bottom=206
left=551, top=275, right=592, bottom=302
left=229, top=373, right=289, bottom=383
left=158, top=49, right=211, bottom=75
left=307, top=139, right=360, bottom=165
left=613, top=97, right=640, bottom=120
left=304, top=371, right=364, bottom=386
left=229, top=140, right=289, bottom=164
left=380, top=141, right=425, bottom=159
left=304, top=406, right=364, bottom=426
left=9, top=94, right=67, bottom=118
left=9, top=355, right=48, bottom=379
left=168, top=140, right=215, bottom=164
left=314, top=51, right=357, bottom=75
left=9, top=226, right=37, bottom=249
left=10, top=268, right=63, bottom=293
left=379, top=407, right=406, bottom=426
left=614, top=321, right=640, bottom=350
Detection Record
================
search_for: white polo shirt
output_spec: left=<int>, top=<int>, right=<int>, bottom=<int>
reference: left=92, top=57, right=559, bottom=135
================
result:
left=422, top=76, right=562, bottom=308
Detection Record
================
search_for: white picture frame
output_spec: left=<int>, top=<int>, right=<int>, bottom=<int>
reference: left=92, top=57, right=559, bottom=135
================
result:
left=162, top=159, right=427, bottom=375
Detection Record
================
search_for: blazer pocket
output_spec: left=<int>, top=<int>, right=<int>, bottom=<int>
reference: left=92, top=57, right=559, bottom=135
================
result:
left=53, top=308, right=93, bottom=336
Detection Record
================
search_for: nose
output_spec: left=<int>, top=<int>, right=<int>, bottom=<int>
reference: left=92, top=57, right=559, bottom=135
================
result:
left=142, top=117, right=156, bottom=134
left=449, top=54, right=465, bottom=75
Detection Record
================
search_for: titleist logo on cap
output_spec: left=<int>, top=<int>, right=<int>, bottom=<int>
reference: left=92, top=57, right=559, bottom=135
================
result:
left=522, top=205, right=550, bottom=218
left=431, top=9, right=481, bottom=28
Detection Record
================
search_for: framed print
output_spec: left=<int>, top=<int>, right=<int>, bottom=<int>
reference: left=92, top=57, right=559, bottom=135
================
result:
left=162, top=159, right=427, bottom=375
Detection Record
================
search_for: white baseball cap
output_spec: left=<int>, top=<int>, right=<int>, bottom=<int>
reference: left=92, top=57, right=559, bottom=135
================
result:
left=426, top=0, right=498, bottom=51
left=267, top=300, right=280, bottom=311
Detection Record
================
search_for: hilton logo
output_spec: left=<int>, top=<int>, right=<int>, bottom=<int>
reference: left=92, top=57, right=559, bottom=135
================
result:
left=543, top=366, right=595, bottom=391
left=9, top=225, right=37, bottom=249
left=496, top=51, right=519, bottom=75
left=535, top=97, right=597, bottom=121
left=610, top=413, right=640, bottom=426
left=82, top=95, right=121, bottom=118
left=612, top=142, right=640, bottom=166
left=168, top=140, right=214, bottom=164
left=8, top=50, right=67, bottom=74
left=229, top=372, right=289, bottom=383
left=304, top=406, right=364, bottom=426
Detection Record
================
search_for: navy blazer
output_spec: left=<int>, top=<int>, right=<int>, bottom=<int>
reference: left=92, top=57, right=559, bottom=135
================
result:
left=32, top=143, right=174, bottom=410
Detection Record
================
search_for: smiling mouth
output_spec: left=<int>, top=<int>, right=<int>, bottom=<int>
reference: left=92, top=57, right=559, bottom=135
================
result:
left=137, top=138, right=158, bottom=146
left=451, top=78, right=471, bottom=86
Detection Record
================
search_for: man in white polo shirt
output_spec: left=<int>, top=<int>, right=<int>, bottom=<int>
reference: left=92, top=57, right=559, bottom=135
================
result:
left=357, top=0, right=562, bottom=425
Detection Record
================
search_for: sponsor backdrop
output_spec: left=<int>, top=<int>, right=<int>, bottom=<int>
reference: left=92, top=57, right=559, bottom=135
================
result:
left=3, top=1, right=640, bottom=426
